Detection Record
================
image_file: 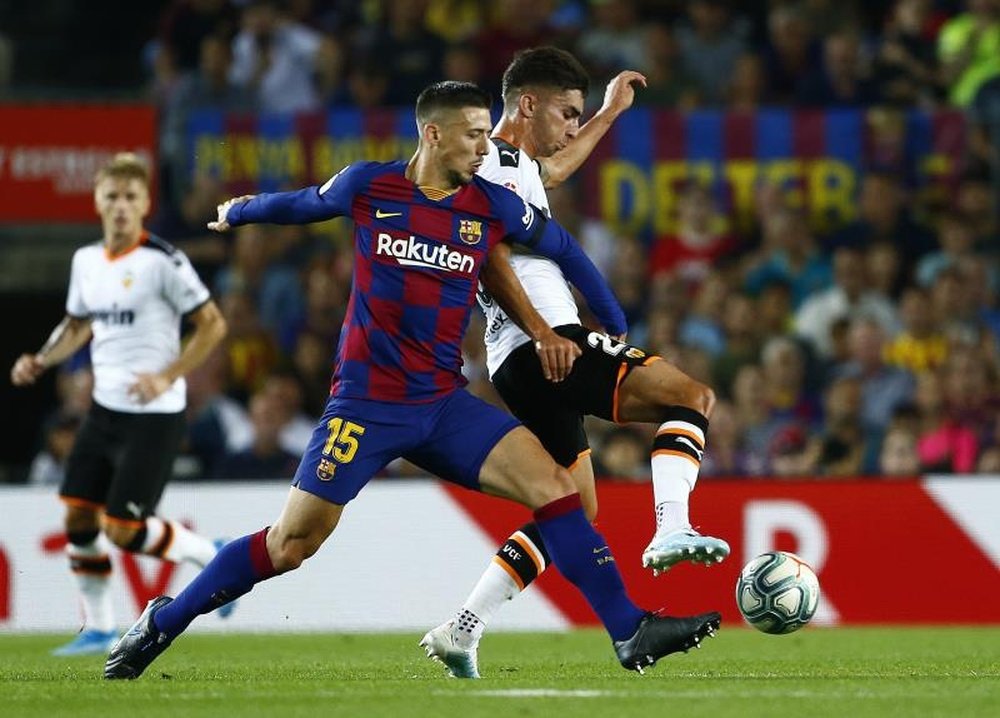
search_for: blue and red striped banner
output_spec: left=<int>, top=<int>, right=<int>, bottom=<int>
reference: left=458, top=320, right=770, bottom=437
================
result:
left=186, top=107, right=966, bottom=235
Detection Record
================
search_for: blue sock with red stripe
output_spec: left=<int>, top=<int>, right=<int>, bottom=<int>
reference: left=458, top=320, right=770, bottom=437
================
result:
left=153, top=528, right=278, bottom=638
left=533, top=494, right=644, bottom=641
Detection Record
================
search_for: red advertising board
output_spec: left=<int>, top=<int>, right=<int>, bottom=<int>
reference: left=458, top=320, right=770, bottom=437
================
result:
left=0, top=105, right=156, bottom=222
left=444, top=479, right=1000, bottom=626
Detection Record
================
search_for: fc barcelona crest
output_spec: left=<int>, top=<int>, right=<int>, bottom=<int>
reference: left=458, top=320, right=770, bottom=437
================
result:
left=458, top=219, right=483, bottom=245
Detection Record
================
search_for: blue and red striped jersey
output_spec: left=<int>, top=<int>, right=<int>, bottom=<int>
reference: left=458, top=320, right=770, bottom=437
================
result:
left=229, top=160, right=625, bottom=403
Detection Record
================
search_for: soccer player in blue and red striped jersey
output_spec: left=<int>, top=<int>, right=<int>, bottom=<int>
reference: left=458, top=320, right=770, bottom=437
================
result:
left=105, top=82, right=720, bottom=681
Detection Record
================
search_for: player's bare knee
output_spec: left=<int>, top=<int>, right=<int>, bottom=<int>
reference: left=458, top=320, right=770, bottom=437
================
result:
left=582, top=496, right=598, bottom=522
left=64, top=505, right=100, bottom=534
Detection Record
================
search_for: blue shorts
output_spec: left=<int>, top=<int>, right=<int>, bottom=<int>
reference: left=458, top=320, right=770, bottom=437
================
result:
left=292, top=389, right=521, bottom=505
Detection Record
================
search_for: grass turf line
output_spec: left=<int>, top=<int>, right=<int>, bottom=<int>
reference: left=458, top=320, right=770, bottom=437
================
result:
left=1, top=628, right=998, bottom=718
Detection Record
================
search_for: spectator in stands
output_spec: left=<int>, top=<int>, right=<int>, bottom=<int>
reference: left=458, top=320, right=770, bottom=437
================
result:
left=815, top=375, right=865, bottom=477
left=547, top=183, right=617, bottom=277
left=955, top=170, right=999, bottom=245
left=834, top=317, right=916, bottom=434
left=157, top=0, right=238, bottom=74
left=314, top=33, right=349, bottom=106
left=726, top=52, right=768, bottom=110
left=931, top=265, right=983, bottom=342
left=291, top=330, right=333, bottom=418
left=675, top=0, right=747, bottom=105
left=828, top=170, right=935, bottom=258
left=798, top=29, right=879, bottom=107
left=261, top=371, right=315, bottom=455
left=161, top=34, right=255, bottom=206
left=441, top=42, right=483, bottom=84
left=866, top=241, right=907, bottom=301
left=760, top=335, right=822, bottom=435
left=874, top=0, right=942, bottom=107
left=884, top=286, right=950, bottom=373
left=216, top=389, right=300, bottom=480
left=215, top=224, right=305, bottom=336
left=762, top=3, right=819, bottom=104
left=346, top=60, right=391, bottom=109
left=229, top=0, right=323, bottom=113
left=607, top=234, right=649, bottom=327
left=183, top=347, right=251, bottom=479
left=711, top=291, right=760, bottom=399
left=755, top=278, right=794, bottom=338
left=938, top=0, right=1000, bottom=107
left=594, top=426, right=651, bottom=480
left=475, top=0, right=553, bottom=96
left=679, top=271, right=729, bottom=357
left=942, top=346, right=1000, bottom=448
left=279, top=262, right=347, bottom=355
left=217, top=289, right=279, bottom=403
left=576, top=0, right=649, bottom=85
left=915, top=367, right=980, bottom=472
left=700, top=400, right=756, bottom=476
left=426, top=0, right=486, bottom=43
left=354, top=0, right=446, bottom=106
left=795, top=247, right=899, bottom=358
left=731, top=363, right=770, bottom=457
left=635, top=23, right=700, bottom=109
left=649, top=183, right=738, bottom=284
left=879, top=425, right=922, bottom=476
left=744, top=208, right=832, bottom=308
left=917, top=211, right=979, bottom=287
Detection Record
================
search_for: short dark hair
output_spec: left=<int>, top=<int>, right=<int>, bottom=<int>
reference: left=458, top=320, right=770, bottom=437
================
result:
left=501, top=47, right=589, bottom=105
left=415, top=81, right=492, bottom=123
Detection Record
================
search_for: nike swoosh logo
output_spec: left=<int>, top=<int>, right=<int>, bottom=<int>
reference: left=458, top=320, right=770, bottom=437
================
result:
left=375, top=209, right=402, bottom=219
left=593, top=546, right=610, bottom=554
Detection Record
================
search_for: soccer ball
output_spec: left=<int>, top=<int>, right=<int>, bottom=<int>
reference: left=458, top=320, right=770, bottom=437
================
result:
left=735, top=551, right=820, bottom=634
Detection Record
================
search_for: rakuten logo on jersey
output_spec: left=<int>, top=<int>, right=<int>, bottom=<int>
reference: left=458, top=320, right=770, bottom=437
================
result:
left=375, top=233, right=476, bottom=274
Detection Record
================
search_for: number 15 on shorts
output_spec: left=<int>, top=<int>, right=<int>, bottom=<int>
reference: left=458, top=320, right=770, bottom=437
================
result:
left=317, top=417, right=366, bottom=481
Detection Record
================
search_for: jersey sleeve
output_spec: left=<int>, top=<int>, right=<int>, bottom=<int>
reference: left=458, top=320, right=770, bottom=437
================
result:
left=65, top=249, right=88, bottom=318
left=160, top=249, right=212, bottom=315
left=227, top=162, right=375, bottom=226
left=483, top=181, right=627, bottom=335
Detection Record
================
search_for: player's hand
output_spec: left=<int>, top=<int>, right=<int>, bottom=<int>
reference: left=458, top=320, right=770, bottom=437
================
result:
left=207, top=194, right=256, bottom=232
left=128, top=373, right=172, bottom=404
left=10, top=353, right=46, bottom=386
left=600, top=70, right=647, bottom=117
left=534, top=329, right=582, bottom=383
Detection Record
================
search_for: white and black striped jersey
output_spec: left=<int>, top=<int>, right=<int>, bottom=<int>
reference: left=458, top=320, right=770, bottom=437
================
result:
left=65, top=233, right=211, bottom=414
left=476, top=139, right=581, bottom=376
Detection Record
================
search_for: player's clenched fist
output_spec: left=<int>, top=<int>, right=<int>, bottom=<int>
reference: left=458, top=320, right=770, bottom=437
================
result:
left=207, top=194, right=257, bottom=232
left=10, top=353, right=46, bottom=386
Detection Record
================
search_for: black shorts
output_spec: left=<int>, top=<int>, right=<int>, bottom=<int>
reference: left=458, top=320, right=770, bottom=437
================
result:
left=491, top=325, right=657, bottom=467
left=60, top=402, right=185, bottom=525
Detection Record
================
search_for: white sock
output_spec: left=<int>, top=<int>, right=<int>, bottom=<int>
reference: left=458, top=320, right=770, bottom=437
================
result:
left=67, top=534, right=115, bottom=632
left=651, top=419, right=706, bottom=535
left=142, top=517, right=217, bottom=567
left=456, top=528, right=548, bottom=648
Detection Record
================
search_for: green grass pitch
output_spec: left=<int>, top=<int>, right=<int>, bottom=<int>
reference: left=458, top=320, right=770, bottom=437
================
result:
left=2, top=628, right=998, bottom=718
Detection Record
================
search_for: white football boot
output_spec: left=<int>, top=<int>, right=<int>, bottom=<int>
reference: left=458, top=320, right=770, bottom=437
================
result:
left=642, top=528, right=730, bottom=576
left=419, top=620, right=480, bottom=679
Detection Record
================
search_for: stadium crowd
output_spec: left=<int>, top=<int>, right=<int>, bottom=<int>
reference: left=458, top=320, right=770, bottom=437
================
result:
left=22, top=0, right=1000, bottom=483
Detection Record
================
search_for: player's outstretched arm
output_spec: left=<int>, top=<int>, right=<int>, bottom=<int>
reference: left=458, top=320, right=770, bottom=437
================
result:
left=538, top=70, right=646, bottom=189
left=524, top=216, right=627, bottom=337
left=128, top=299, right=226, bottom=404
left=10, top=316, right=92, bottom=386
left=481, top=242, right=581, bottom=382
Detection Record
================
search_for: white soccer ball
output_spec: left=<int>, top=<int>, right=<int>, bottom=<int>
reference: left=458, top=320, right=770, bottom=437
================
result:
left=735, top=551, right=820, bottom=634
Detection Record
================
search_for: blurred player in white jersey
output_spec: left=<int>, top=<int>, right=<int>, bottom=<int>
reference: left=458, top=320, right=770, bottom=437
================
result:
left=421, top=47, right=729, bottom=678
left=10, top=153, right=231, bottom=656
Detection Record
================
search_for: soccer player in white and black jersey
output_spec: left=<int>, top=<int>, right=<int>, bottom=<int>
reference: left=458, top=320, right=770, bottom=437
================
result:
left=420, top=48, right=730, bottom=678
left=10, top=153, right=230, bottom=656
